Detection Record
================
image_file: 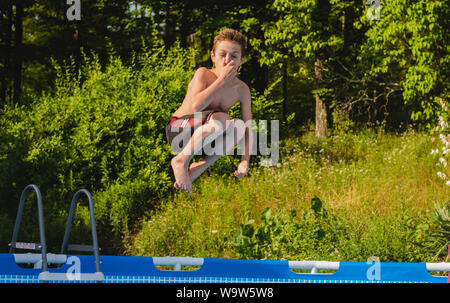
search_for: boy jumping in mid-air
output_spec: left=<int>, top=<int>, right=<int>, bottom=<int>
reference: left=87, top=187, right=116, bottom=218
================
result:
left=165, top=28, right=253, bottom=193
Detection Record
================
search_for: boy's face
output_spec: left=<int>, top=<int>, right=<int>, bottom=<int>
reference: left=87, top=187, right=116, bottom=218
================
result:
left=211, top=40, right=244, bottom=73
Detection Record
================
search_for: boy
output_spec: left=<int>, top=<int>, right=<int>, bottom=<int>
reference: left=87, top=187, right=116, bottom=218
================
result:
left=165, top=28, right=253, bottom=194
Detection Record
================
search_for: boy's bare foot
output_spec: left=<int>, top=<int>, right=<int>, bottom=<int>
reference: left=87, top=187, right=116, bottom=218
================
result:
left=188, top=155, right=221, bottom=183
left=171, top=156, right=192, bottom=193
left=188, top=161, right=204, bottom=182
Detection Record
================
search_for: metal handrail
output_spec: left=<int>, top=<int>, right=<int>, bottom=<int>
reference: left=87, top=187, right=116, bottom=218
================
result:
left=60, top=189, right=101, bottom=273
left=9, top=184, right=48, bottom=272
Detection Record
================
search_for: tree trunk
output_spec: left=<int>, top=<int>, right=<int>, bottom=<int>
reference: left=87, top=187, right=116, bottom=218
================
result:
left=282, top=60, right=288, bottom=121
left=314, top=56, right=327, bottom=138
left=73, top=23, right=81, bottom=79
left=251, top=27, right=269, bottom=95
left=313, top=0, right=330, bottom=139
left=179, top=4, right=190, bottom=49
left=1, top=1, right=13, bottom=104
left=13, top=2, right=23, bottom=104
left=163, top=2, right=176, bottom=48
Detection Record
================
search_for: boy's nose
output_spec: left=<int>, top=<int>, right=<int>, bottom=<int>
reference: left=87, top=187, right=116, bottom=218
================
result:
left=224, top=55, right=232, bottom=64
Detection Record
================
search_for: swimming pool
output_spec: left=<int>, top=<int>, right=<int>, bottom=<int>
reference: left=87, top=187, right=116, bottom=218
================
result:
left=0, top=254, right=448, bottom=283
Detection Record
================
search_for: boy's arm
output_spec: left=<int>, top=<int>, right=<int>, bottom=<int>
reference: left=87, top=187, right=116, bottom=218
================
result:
left=189, top=64, right=237, bottom=112
left=234, top=84, right=252, bottom=178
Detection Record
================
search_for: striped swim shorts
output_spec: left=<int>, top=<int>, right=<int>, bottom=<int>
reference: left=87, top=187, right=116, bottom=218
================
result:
left=165, top=110, right=218, bottom=151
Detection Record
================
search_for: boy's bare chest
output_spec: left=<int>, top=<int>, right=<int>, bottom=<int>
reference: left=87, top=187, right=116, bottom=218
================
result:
left=206, top=84, right=239, bottom=113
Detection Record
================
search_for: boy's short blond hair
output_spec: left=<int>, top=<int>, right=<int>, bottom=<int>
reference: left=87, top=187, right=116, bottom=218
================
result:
left=212, top=28, right=247, bottom=58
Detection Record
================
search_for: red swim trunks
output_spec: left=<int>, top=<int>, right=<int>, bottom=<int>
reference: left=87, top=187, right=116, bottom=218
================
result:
left=165, top=110, right=217, bottom=150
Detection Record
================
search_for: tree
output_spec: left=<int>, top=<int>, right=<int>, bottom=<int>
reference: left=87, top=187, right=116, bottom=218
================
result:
left=1, top=1, right=155, bottom=103
left=0, top=0, right=13, bottom=105
left=0, top=0, right=34, bottom=105
left=357, top=0, right=449, bottom=129
left=257, top=0, right=365, bottom=138
left=12, top=1, right=24, bottom=104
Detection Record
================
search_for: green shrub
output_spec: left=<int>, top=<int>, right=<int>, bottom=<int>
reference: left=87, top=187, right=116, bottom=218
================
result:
left=228, top=197, right=445, bottom=263
left=433, top=201, right=450, bottom=246
left=0, top=39, right=195, bottom=253
left=228, top=197, right=342, bottom=260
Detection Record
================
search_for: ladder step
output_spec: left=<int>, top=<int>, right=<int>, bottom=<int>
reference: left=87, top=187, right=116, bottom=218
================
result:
left=9, top=242, right=42, bottom=250
left=13, top=253, right=67, bottom=266
left=67, top=244, right=94, bottom=252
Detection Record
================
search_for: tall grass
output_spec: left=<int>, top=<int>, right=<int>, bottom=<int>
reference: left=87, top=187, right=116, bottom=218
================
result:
left=128, top=127, right=450, bottom=262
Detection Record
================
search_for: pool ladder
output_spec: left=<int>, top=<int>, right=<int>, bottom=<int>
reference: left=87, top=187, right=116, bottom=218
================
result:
left=8, top=184, right=104, bottom=281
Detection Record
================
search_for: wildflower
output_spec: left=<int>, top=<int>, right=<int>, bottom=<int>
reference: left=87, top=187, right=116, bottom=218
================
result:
left=431, top=149, right=439, bottom=155
left=446, top=181, right=450, bottom=186
left=439, top=157, right=447, bottom=167
left=437, top=171, right=447, bottom=180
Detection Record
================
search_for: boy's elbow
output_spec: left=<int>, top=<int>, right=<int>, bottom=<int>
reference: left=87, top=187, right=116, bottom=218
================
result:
left=190, top=95, right=209, bottom=112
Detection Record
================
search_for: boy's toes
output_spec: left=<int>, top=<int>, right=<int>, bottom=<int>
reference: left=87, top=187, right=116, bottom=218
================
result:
left=185, top=185, right=192, bottom=194
left=180, top=184, right=192, bottom=194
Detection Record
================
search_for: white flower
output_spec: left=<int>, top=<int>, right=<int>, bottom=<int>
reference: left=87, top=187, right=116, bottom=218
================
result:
left=437, top=171, right=447, bottom=179
left=446, top=180, right=450, bottom=186
left=439, top=157, right=447, bottom=167
left=431, top=148, right=439, bottom=155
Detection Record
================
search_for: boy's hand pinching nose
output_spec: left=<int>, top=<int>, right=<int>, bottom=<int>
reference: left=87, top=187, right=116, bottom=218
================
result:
left=219, top=61, right=237, bottom=82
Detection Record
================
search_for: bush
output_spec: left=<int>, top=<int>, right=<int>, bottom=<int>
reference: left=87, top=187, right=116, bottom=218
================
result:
left=229, top=197, right=444, bottom=263
left=229, top=197, right=343, bottom=260
left=0, top=40, right=195, bottom=253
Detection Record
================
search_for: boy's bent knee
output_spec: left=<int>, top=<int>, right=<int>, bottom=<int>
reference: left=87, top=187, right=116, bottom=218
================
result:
left=209, top=112, right=230, bottom=123
left=202, top=120, right=225, bottom=135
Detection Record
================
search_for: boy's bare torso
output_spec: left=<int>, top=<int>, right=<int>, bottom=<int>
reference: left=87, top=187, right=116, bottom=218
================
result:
left=173, top=67, right=245, bottom=117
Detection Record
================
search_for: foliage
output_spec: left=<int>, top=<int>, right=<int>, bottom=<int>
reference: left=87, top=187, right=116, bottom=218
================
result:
left=129, top=128, right=449, bottom=262
left=358, top=0, right=449, bottom=128
left=430, top=202, right=450, bottom=256
left=0, top=38, right=194, bottom=253
left=430, top=99, right=449, bottom=186
left=229, top=198, right=443, bottom=263
left=229, top=197, right=338, bottom=260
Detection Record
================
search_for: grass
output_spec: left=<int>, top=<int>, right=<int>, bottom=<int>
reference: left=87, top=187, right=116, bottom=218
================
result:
left=126, top=127, right=450, bottom=263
